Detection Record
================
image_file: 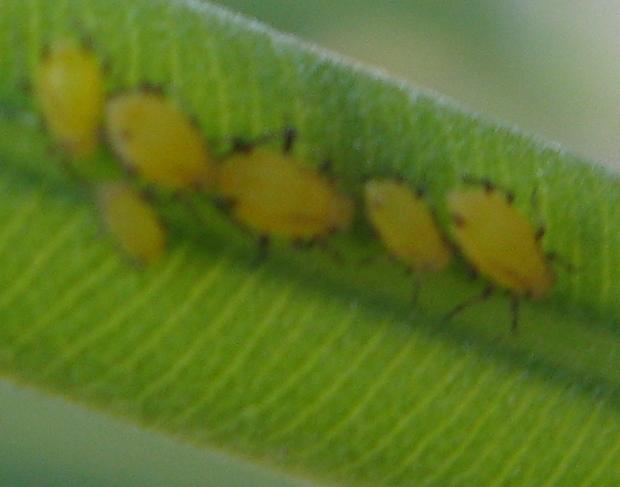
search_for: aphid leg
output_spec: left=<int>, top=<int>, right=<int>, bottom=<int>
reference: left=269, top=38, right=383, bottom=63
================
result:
left=230, top=136, right=253, bottom=153
left=292, top=238, right=313, bottom=251
left=319, top=159, right=333, bottom=174
left=411, top=270, right=422, bottom=307
left=282, top=125, right=296, bottom=153
left=213, top=195, right=234, bottom=213
left=252, top=235, right=271, bottom=267
left=509, top=295, right=520, bottom=336
left=445, top=285, right=493, bottom=323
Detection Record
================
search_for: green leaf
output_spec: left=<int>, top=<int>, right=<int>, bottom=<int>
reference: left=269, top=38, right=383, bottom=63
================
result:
left=2, top=0, right=620, bottom=486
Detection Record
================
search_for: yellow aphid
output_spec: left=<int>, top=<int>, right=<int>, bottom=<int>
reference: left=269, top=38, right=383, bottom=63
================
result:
left=365, top=179, right=451, bottom=272
left=105, top=90, right=214, bottom=190
left=446, top=183, right=555, bottom=333
left=217, top=147, right=353, bottom=241
left=96, top=182, right=166, bottom=264
left=34, top=40, right=105, bottom=157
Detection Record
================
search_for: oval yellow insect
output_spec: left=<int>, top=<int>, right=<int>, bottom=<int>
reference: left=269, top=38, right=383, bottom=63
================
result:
left=364, top=179, right=451, bottom=272
left=96, top=182, right=166, bottom=264
left=446, top=184, right=555, bottom=332
left=34, top=39, right=105, bottom=157
left=105, top=90, right=215, bottom=190
left=217, top=147, right=353, bottom=242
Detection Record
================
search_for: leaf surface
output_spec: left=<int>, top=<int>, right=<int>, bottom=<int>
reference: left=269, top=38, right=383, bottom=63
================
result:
left=2, top=0, right=620, bottom=485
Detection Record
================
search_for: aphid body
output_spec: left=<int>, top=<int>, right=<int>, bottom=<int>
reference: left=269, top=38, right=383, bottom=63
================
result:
left=96, top=182, right=166, bottom=264
left=217, top=147, right=353, bottom=242
left=105, top=91, right=214, bottom=190
left=34, top=40, right=105, bottom=157
left=364, top=179, right=451, bottom=272
left=446, top=183, right=555, bottom=333
left=447, top=188, right=554, bottom=299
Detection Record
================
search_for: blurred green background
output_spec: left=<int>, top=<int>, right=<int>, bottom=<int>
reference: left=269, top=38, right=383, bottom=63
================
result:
left=216, top=0, right=620, bottom=169
left=1, top=1, right=619, bottom=486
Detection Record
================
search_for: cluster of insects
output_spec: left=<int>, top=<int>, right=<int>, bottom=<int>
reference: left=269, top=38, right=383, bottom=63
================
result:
left=32, top=38, right=557, bottom=334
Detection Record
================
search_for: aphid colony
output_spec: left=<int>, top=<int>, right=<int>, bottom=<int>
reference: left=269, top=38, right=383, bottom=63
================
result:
left=32, top=38, right=556, bottom=333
